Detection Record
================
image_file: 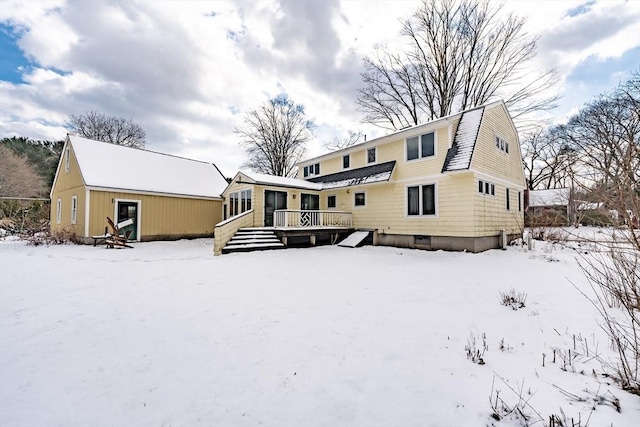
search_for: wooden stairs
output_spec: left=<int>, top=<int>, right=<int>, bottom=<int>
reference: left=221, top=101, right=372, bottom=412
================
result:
left=221, top=228, right=285, bottom=254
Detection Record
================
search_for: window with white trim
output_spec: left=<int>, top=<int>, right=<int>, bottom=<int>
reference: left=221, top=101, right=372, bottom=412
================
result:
left=343, top=155, right=350, bottom=169
left=241, top=189, right=252, bottom=212
left=407, top=184, right=436, bottom=216
left=327, top=195, right=336, bottom=209
left=65, top=146, right=70, bottom=172
left=367, top=147, right=376, bottom=164
left=56, top=198, right=62, bottom=224
left=496, top=136, right=509, bottom=154
left=303, top=163, right=320, bottom=177
left=354, top=191, right=366, bottom=207
left=478, top=179, right=495, bottom=196
left=71, top=195, right=77, bottom=224
left=406, top=131, right=435, bottom=161
left=229, top=189, right=252, bottom=217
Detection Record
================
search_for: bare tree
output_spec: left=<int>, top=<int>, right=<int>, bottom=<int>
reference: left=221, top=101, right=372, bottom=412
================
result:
left=559, top=73, right=639, bottom=231
left=66, top=110, right=146, bottom=149
left=236, top=95, right=314, bottom=177
left=0, top=145, right=48, bottom=198
left=521, top=126, right=578, bottom=190
left=323, top=130, right=364, bottom=151
left=357, top=0, right=558, bottom=131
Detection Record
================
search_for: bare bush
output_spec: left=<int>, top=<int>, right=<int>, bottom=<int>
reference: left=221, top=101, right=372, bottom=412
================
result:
left=576, top=249, right=640, bottom=394
left=500, top=288, right=528, bottom=310
left=465, top=332, right=487, bottom=365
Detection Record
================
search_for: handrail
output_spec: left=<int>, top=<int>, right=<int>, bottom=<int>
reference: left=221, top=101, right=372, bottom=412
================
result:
left=274, top=210, right=352, bottom=228
left=213, top=209, right=255, bottom=255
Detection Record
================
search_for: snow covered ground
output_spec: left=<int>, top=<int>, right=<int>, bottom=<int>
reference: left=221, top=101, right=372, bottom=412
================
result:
left=1, top=236, right=638, bottom=426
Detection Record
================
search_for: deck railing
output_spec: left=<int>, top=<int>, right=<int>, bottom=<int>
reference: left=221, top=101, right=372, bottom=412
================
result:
left=274, top=210, right=352, bottom=228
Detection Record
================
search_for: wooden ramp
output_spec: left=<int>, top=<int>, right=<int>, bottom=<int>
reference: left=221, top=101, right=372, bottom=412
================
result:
left=338, top=231, right=370, bottom=248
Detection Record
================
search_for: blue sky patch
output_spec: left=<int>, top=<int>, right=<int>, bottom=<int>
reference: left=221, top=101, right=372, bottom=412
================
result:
left=565, top=1, right=596, bottom=18
left=0, top=23, right=31, bottom=84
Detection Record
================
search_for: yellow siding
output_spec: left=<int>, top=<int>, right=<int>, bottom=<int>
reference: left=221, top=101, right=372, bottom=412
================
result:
left=472, top=103, right=526, bottom=187
left=340, top=173, right=476, bottom=237
left=50, top=141, right=86, bottom=238
left=88, top=191, right=221, bottom=240
left=472, top=181, right=524, bottom=237
left=222, top=179, right=323, bottom=227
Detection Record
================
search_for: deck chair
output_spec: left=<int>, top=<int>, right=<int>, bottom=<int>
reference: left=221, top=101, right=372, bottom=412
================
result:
left=105, top=217, right=134, bottom=249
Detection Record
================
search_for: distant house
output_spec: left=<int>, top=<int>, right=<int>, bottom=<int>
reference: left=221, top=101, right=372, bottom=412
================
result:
left=50, top=135, right=228, bottom=243
left=525, top=188, right=572, bottom=225
left=216, top=100, right=526, bottom=254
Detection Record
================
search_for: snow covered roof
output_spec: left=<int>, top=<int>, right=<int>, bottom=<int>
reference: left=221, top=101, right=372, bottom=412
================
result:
left=528, top=188, right=570, bottom=207
left=309, top=161, right=396, bottom=189
left=67, top=135, right=228, bottom=198
left=237, top=171, right=323, bottom=191
left=441, top=106, right=484, bottom=172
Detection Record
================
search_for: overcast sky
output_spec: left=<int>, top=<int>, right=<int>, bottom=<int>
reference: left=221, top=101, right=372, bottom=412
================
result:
left=1, top=0, right=638, bottom=177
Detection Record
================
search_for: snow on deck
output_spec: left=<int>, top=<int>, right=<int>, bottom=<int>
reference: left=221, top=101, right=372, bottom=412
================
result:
left=69, top=135, right=228, bottom=198
left=443, top=107, right=484, bottom=171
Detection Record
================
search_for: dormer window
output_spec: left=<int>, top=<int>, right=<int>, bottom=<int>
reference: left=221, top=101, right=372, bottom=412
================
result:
left=343, top=154, right=350, bottom=169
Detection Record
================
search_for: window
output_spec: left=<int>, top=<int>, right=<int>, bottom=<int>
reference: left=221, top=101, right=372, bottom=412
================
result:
left=241, top=189, right=252, bottom=212
left=327, top=195, right=336, bottom=208
left=406, top=132, right=435, bottom=161
left=65, top=146, right=70, bottom=172
left=343, top=155, right=350, bottom=169
left=506, top=188, right=510, bottom=210
left=229, top=192, right=238, bottom=216
left=56, top=198, right=62, bottom=224
left=496, top=136, right=509, bottom=154
left=354, top=191, right=366, bottom=207
left=367, top=147, right=376, bottom=164
left=303, top=163, right=320, bottom=177
left=407, top=184, right=436, bottom=216
left=71, top=195, right=77, bottom=224
left=229, top=190, right=252, bottom=216
left=478, top=179, right=495, bottom=196
left=518, top=191, right=522, bottom=212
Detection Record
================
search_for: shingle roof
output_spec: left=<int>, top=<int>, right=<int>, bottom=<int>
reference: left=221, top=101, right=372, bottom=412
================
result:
left=67, top=135, right=228, bottom=198
left=308, top=161, right=396, bottom=189
left=441, top=106, right=484, bottom=172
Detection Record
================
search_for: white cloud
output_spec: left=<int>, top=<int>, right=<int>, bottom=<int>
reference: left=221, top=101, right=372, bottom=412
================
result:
left=1, top=0, right=638, bottom=175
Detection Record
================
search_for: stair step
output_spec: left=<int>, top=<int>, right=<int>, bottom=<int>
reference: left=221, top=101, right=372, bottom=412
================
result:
left=226, top=238, right=281, bottom=246
left=231, top=234, right=277, bottom=240
left=222, top=242, right=285, bottom=254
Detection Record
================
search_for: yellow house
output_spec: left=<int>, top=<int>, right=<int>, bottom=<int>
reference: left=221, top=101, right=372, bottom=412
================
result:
left=50, top=135, right=228, bottom=244
left=216, top=100, right=525, bottom=253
